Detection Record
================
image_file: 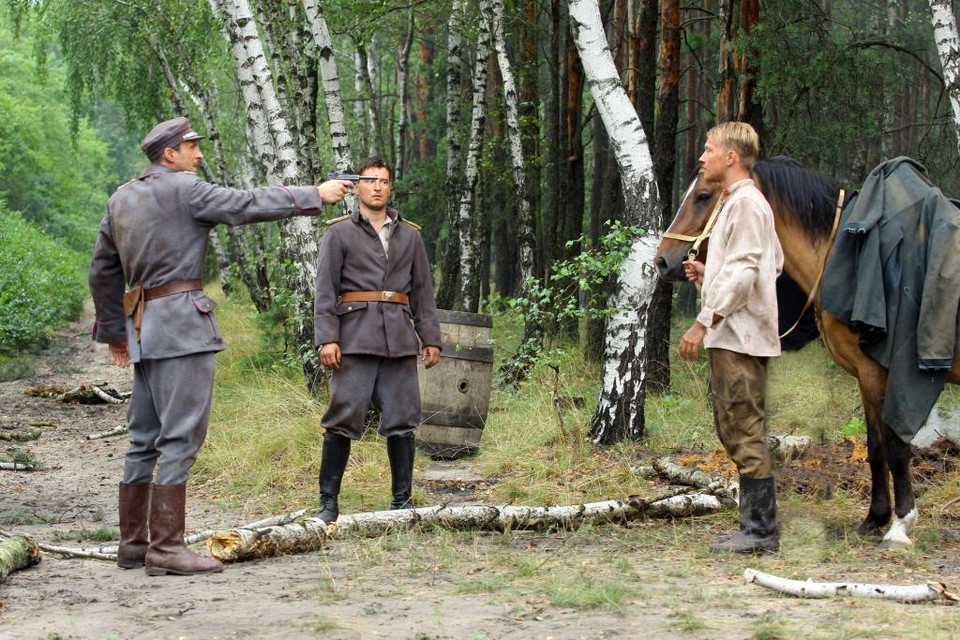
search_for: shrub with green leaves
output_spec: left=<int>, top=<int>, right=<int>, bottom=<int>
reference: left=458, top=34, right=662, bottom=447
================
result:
left=0, top=209, right=87, bottom=354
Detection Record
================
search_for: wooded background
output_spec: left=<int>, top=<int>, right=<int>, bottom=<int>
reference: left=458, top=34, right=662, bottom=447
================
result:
left=4, top=0, right=960, bottom=443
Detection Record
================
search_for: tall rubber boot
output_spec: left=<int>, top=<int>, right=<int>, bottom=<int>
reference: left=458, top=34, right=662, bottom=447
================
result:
left=386, top=434, right=416, bottom=510
left=117, top=482, right=151, bottom=569
left=316, top=433, right=351, bottom=523
left=710, top=475, right=780, bottom=554
left=145, top=484, right=224, bottom=576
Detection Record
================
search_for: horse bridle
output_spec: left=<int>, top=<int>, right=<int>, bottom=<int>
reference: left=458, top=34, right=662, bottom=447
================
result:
left=661, top=187, right=847, bottom=340
left=662, top=193, right=726, bottom=262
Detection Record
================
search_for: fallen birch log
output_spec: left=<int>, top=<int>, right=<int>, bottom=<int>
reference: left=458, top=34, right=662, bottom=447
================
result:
left=744, top=568, right=959, bottom=604
left=38, top=508, right=310, bottom=561
left=86, top=424, right=128, bottom=440
left=765, top=435, right=812, bottom=462
left=208, top=494, right=723, bottom=563
left=92, top=385, right=130, bottom=404
left=0, top=534, right=41, bottom=582
left=652, top=458, right=739, bottom=506
left=0, top=461, right=37, bottom=471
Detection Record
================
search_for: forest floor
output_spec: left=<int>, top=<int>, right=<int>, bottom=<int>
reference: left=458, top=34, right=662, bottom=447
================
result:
left=1, top=305, right=959, bottom=640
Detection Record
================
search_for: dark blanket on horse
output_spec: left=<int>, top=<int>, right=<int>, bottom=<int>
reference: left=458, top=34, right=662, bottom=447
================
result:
left=821, top=157, right=960, bottom=443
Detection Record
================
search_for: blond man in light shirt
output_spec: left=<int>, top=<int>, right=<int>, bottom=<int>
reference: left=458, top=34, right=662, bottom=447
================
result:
left=679, top=121, right=784, bottom=554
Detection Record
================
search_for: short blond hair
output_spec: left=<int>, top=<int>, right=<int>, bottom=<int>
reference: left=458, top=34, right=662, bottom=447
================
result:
left=708, top=121, right=760, bottom=170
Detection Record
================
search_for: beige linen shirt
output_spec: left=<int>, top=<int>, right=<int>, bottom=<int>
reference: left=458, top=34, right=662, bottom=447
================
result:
left=696, top=178, right=783, bottom=357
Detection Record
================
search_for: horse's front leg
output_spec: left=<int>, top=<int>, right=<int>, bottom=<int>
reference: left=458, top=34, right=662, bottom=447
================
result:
left=879, top=423, right=917, bottom=550
left=857, top=379, right=892, bottom=537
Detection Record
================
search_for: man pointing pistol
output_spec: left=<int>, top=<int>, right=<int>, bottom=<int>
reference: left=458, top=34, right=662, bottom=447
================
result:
left=89, top=116, right=351, bottom=576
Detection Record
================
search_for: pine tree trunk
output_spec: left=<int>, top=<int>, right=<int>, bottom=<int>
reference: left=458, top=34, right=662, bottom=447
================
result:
left=396, top=11, right=415, bottom=181
left=737, top=0, right=762, bottom=138
left=716, top=0, right=736, bottom=122
left=929, top=0, right=960, bottom=158
left=569, top=0, right=662, bottom=444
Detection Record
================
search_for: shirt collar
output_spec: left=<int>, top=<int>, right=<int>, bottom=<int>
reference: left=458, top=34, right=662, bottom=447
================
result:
left=723, top=178, right=754, bottom=196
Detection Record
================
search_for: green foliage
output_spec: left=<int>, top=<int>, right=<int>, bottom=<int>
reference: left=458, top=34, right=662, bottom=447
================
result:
left=0, top=209, right=86, bottom=354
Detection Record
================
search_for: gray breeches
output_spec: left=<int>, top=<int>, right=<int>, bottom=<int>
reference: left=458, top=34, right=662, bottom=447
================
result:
left=123, top=352, right=215, bottom=485
left=321, top=354, right=421, bottom=440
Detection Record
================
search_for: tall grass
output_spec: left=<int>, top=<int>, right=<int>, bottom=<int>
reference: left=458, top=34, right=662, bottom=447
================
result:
left=195, top=292, right=956, bottom=516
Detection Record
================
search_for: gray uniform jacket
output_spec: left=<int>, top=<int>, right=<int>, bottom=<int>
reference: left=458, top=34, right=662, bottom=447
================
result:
left=314, top=208, right=441, bottom=357
left=89, top=164, right=323, bottom=362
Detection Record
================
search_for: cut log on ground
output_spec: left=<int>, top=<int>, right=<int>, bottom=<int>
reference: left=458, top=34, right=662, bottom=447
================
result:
left=652, top=457, right=739, bottom=506
left=0, top=534, right=41, bottom=582
left=0, top=461, right=37, bottom=471
left=86, top=424, right=128, bottom=440
left=744, top=568, right=959, bottom=603
left=37, top=508, right=310, bottom=561
left=208, top=495, right=723, bottom=563
left=765, top=435, right=812, bottom=462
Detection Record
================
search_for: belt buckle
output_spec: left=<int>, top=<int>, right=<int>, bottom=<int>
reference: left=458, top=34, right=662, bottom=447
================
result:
left=383, top=291, right=395, bottom=301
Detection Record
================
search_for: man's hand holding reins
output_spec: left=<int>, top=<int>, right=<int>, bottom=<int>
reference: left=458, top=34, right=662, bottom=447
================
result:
left=683, top=259, right=705, bottom=284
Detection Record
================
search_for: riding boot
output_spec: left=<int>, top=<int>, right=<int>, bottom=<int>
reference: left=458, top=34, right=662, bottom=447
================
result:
left=117, top=482, right=151, bottom=569
left=145, top=484, right=224, bottom=576
left=709, top=475, right=780, bottom=554
left=386, top=434, right=416, bottom=510
left=316, top=433, right=351, bottom=523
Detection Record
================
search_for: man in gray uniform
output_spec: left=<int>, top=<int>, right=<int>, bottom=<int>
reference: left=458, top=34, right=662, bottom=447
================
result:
left=314, top=156, right=442, bottom=523
left=89, top=116, right=351, bottom=575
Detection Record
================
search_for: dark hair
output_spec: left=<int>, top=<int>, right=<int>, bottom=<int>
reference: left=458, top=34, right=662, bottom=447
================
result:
left=355, top=156, right=391, bottom=178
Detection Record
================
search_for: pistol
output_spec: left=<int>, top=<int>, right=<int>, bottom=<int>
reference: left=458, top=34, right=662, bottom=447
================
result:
left=327, top=172, right=378, bottom=183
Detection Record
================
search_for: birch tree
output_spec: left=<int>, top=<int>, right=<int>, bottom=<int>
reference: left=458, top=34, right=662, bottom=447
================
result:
left=930, top=0, right=960, bottom=157
left=302, top=0, right=353, bottom=171
left=568, top=0, right=662, bottom=444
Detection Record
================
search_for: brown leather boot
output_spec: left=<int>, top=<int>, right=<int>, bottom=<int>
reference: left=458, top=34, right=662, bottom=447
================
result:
left=145, top=484, right=224, bottom=576
left=117, top=482, right=151, bottom=569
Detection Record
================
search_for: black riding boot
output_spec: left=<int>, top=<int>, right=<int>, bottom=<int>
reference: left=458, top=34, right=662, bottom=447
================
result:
left=386, top=434, right=416, bottom=510
left=709, top=475, right=780, bottom=554
left=316, top=433, right=351, bottom=523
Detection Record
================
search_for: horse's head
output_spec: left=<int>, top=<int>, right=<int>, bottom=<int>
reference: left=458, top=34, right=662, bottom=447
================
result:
left=654, top=171, right=724, bottom=282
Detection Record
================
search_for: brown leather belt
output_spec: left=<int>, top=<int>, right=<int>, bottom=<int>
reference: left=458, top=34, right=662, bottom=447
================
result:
left=339, top=290, right=410, bottom=305
left=123, top=279, right=204, bottom=340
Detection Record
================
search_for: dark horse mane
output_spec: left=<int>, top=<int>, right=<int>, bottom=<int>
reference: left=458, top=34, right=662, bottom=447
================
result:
left=753, top=156, right=841, bottom=239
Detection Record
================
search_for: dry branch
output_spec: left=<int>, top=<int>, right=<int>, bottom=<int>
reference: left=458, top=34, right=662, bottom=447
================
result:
left=91, top=385, right=130, bottom=404
left=0, top=534, right=41, bottom=582
left=652, top=457, right=739, bottom=506
left=744, top=568, right=959, bottom=603
left=86, top=424, right=128, bottom=440
left=208, top=495, right=723, bottom=563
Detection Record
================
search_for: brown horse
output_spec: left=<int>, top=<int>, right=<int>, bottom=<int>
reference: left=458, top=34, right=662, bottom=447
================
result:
left=655, top=156, right=960, bottom=549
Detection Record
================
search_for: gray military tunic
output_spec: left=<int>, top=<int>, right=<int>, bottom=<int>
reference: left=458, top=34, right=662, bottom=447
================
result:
left=314, top=208, right=441, bottom=439
left=89, top=164, right=323, bottom=484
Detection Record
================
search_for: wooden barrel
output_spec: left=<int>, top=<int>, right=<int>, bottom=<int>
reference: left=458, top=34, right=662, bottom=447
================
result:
left=416, top=309, right=493, bottom=459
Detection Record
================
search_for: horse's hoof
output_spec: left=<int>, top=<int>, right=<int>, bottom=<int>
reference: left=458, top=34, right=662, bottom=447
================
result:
left=858, top=520, right=888, bottom=538
left=878, top=537, right=913, bottom=551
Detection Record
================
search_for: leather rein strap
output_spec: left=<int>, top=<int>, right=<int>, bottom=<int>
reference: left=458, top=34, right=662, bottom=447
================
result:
left=662, top=193, right=727, bottom=261
left=779, top=189, right=845, bottom=339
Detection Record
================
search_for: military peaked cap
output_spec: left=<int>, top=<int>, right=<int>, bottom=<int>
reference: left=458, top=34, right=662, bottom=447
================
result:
left=141, top=116, right=205, bottom=162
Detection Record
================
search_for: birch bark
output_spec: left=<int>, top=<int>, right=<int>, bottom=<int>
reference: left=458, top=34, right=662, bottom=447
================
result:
left=454, top=0, right=494, bottom=312
left=302, top=0, right=353, bottom=171
left=930, top=0, right=960, bottom=158
left=568, top=0, right=662, bottom=444
left=396, top=11, right=415, bottom=181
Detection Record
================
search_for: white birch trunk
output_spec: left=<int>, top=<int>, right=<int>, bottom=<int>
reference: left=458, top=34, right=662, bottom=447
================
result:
left=455, top=0, right=494, bottom=312
left=568, top=0, right=661, bottom=444
left=744, top=568, right=959, bottom=603
left=930, top=0, right=960, bottom=158
left=302, top=0, right=353, bottom=171
left=213, top=0, right=318, bottom=381
left=396, top=11, right=415, bottom=181
left=354, top=39, right=382, bottom=158
left=492, top=0, right=535, bottom=290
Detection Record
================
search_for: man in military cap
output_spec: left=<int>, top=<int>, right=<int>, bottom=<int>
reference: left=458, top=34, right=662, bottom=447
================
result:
left=314, top=156, right=441, bottom=523
left=89, top=116, right=352, bottom=576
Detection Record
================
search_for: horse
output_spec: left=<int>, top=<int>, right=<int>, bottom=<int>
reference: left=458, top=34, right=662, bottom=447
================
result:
left=654, top=156, right=960, bottom=550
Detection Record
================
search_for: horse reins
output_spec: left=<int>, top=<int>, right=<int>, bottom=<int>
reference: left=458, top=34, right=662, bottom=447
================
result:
left=779, top=189, right=846, bottom=339
left=662, top=193, right=727, bottom=262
